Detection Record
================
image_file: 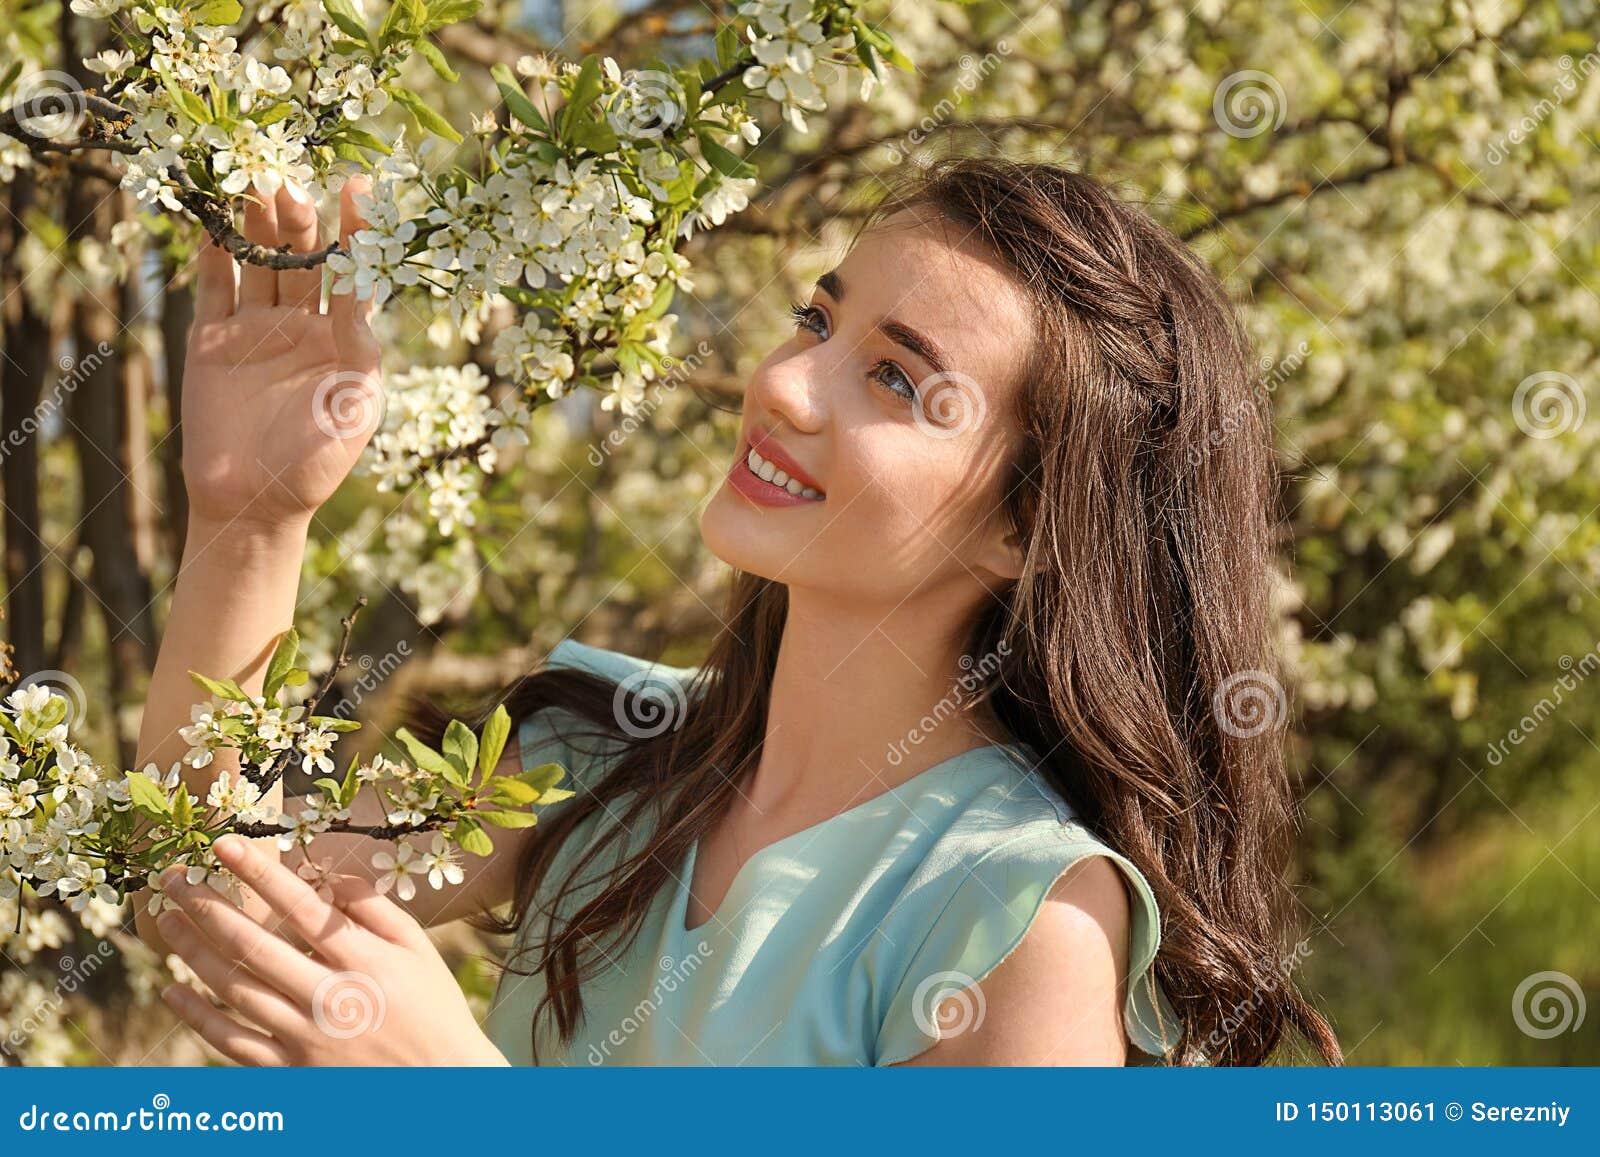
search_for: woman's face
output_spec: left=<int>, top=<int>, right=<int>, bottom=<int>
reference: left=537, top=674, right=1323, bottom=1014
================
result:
left=699, top=209, right=1033, bottom=612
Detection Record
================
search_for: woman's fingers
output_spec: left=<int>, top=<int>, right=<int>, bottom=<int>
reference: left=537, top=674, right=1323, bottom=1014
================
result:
left=156, top=911, right=310, bottom=1039
left=326, top=872, right=428, bottom=947
left=275, top=181, right=324, bottom=311
left=239, top=187, right=279, bottom=309
left=329, top=176, right=379, bottom=364
left=211, top=835, right=367, bottom=957
left=163, top=983, right=290, bottom=1067
left=193, top=237, right=236, bottom=322
left=157, top=890, right=330, bottom=1002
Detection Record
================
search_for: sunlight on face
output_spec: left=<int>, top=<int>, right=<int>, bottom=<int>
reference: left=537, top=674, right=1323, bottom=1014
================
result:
left=699, top=208, right=1033, bottom=612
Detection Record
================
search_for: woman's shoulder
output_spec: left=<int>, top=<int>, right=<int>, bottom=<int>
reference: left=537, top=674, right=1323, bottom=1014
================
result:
left=869, top=744, right=1183, bottom=1065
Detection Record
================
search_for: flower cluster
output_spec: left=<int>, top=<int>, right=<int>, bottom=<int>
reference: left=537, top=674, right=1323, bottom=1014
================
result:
left=0, top=0, right=910, bottom=618
left=0, top=616, right=571, bottom=927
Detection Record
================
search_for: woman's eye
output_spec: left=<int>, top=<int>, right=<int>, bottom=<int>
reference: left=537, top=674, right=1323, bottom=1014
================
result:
left=870, top=361, right=917, bottom=403
left=789, top=301, right=827, bottom=337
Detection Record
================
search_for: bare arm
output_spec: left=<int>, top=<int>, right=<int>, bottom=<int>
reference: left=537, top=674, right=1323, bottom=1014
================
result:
left=891, top=855, right=1135, bottom=1066
left=133, top=178, right=381, bottom=952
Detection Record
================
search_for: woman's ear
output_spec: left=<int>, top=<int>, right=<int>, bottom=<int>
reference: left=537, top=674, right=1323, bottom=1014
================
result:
left=978, top=522, right=1026, bottom=584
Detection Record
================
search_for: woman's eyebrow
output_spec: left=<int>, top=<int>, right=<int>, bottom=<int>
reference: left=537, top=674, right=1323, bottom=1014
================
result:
left=814, top=269, right=952, bottom=377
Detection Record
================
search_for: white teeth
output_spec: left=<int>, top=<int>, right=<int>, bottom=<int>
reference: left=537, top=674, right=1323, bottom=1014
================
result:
left=746, top=446, right=824, bottom=500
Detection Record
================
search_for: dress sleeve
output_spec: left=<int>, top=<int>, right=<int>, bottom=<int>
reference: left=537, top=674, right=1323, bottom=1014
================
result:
left=516, top=639, right=694, bottom=819
left=873, top=827, right=1182, bottom=1066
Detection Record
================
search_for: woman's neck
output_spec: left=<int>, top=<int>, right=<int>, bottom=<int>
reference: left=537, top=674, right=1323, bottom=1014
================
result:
left=746, top=589, right=1007, bottom=817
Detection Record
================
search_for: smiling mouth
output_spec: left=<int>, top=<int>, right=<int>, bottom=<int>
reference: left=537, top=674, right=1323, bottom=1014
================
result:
left=728, top=440, right=826, bottom=507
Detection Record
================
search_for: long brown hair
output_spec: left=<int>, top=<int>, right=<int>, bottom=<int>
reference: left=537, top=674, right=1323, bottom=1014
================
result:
left=412, top=155, right=1342, bottom=1066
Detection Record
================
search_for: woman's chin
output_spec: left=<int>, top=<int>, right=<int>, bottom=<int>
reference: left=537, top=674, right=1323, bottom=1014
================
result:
left=698, top=484, right=801, bottom=577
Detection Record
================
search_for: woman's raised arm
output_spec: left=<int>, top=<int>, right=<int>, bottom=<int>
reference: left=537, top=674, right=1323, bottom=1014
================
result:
left=133, top=178, right=382, bottom=952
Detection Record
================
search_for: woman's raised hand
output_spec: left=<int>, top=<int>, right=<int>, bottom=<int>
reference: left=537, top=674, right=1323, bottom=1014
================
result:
left=181, top=178, right=384, bottom=535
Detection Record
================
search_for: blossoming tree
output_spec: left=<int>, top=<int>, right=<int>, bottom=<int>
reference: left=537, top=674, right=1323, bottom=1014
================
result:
left=1, top=0, right=1596, bottom=1064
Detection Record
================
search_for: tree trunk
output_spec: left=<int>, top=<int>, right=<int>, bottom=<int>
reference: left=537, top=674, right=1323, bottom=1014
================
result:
left=0, top=171, right=50, bottom=675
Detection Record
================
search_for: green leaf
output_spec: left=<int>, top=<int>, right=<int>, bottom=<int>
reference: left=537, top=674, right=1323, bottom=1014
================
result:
left=697, top=132, right=755, bottom=179
left=558, top=55, right=604, bottom=139
left=309, top=715, right=363, bottom=733
left=188, top=671, right=251, bottom=701
left=394, top=726, right=460, bottom=782
left=425, top=0, right=481, bottom=30
left=516, top=761, right=569, bottom=800
left=715, top=21, right=740, bottom=70
left=171, top=787, right=195, bottom=829
left=491, top=63, right=546, bottom=132
left=127, top=771, right=172, bottom=821
left=442, top=719, right=478, bottom=782
left=453, top=817, right=494, bottom=856
left=253, top=101, right=295, bottom=125
left=568, top=117, right=619, bottom=154
left=163, top=76, right=212, bottom=126
left=478, top=704, right=511, bottom=779
left=416, top=37, right=460, bottom=83
left=326, top=124, right=395, bottom=155
left=262, top=628, right=299, bottom=701
left=477, top=809, right=539, bottom=828
left=379, top=0, right=412, bottom=46
left=194, top=0, right=243, bottom=24
left=392, top=86, right=463, bottom=143
left=324, top=0, right=371, bottom=45
left=339, top=754, right=362, bottom=807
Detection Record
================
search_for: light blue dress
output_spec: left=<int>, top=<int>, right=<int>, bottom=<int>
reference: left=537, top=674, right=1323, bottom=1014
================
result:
left=484, top=640, right=1182, bottom=1066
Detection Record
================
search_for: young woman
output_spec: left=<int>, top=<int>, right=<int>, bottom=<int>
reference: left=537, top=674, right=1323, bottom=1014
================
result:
left=135, top=156, right=1343, bottom=1067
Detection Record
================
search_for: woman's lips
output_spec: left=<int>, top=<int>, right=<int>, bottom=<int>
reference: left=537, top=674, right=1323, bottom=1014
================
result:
left=728, top=440, right=826, bottom=508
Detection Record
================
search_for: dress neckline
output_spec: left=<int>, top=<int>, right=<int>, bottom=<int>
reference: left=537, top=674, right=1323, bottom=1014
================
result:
left=676, top=740, right=1027, bottom=936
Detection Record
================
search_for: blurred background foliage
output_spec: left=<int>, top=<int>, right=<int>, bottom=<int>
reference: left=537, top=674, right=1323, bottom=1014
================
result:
left=1, top=0, right=1596, bottom=1064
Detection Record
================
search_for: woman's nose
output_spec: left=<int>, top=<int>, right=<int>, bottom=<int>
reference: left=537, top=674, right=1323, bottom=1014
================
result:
left=748, top=348, right=828, bottom=434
